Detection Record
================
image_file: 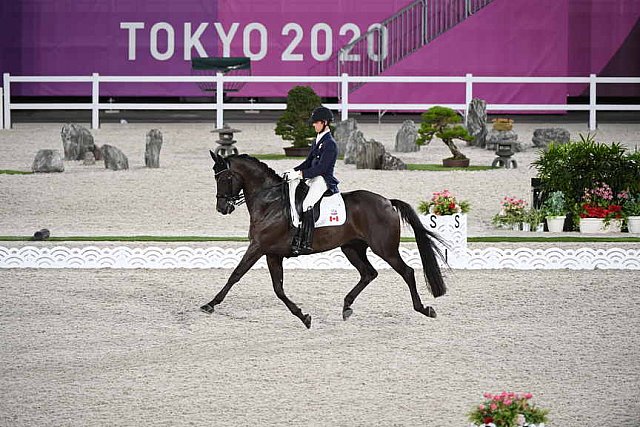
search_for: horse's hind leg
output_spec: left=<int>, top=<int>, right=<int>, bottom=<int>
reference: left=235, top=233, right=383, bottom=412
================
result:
left=341, top=241, right=378, bottom=320
left=200, top=243, right=263, bottom=314
left=374, top=249, right=437, bottom=319
left=266, top=255, right=312, bottom=329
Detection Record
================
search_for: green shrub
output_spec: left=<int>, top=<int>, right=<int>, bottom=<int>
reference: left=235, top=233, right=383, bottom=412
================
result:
left=532, top=135, right=638, bottom=218
left=274, top=86, right=322, bottom=148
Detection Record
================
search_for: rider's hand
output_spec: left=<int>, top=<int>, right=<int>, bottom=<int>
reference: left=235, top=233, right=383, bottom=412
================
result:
left=283, top=169, right=302, bottom=181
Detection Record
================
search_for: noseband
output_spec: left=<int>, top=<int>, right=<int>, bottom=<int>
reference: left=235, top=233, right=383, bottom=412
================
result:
left=215, top=168, right=245, bottom=207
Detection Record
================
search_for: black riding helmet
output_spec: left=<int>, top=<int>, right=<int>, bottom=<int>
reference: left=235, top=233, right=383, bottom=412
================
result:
left=309, top=106, right=333, bottom=124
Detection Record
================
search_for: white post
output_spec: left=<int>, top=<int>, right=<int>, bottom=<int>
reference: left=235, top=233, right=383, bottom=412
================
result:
left=341, top=73, right=349, bottom=121
left=215, top=72, right=223, bottom=128
left=589, top=73, right=597, bottom=131
left=464, top=73, right=473, bottom=124
left=3, top=73, right=10, bottom=129
left=92, top=73, right=99, bottom=129
left=0, top=87, right=3, bottom=130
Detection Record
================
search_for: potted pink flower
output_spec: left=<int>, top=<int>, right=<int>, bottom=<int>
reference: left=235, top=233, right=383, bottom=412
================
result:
left=468, top=391, right=549, bottom=427
left=418, top=189, right=470, bottom=216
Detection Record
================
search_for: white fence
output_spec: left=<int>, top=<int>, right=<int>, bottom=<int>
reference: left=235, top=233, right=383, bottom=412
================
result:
left=2, top=72, right=639, bottom=130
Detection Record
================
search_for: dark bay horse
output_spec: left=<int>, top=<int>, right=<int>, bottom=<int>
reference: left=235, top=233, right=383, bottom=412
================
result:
left=201, top=151, right=447, bottom=328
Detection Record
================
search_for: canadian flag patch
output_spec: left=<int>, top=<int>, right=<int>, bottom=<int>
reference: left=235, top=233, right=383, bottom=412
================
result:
left=329, top=208, right=339, bottom=222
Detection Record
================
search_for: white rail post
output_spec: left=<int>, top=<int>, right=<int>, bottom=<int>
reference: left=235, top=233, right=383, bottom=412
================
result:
left=3, top=73, right=10, bottom=129
left=464, top=73, right=473, bottom=124
left=341, top=73, right=349, bottom=121
left=92, top=73, right=99, bottom=129
left=215, top=72, right=223, bottom=128
left=589, top=73, right=597, bottom=130
left=0, top=87, right=3, bottom=130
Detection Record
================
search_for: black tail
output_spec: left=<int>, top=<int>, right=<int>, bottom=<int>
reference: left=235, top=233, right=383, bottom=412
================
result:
left=391, top=199, right=447, bottom=298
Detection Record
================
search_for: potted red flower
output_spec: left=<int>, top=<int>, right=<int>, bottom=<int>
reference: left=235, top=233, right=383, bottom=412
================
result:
left=578, top=182, right=623, bottom=233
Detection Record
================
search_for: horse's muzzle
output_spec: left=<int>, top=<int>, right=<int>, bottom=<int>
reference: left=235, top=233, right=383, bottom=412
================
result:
left=217, top=202, right=235, bottom=215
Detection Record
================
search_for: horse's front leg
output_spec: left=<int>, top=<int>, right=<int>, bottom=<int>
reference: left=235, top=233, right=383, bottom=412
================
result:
left=266, top=255, right=312, bottom=329
left=200, top=243, right=263, bottom=314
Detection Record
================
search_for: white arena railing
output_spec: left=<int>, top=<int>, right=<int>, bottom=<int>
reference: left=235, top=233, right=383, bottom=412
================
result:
left=2, top=72, right=639, bottom=131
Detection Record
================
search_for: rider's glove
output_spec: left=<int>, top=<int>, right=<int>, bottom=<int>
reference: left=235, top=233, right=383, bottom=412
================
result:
left=283, top=169, right=302, bottom=181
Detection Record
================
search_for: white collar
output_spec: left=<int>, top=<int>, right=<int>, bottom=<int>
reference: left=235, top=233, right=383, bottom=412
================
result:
left=316, top=129, right=329, bottom=143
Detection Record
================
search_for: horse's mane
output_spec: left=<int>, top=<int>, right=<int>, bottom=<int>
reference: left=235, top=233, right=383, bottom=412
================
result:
left=228, top=154, right=283, bottom=182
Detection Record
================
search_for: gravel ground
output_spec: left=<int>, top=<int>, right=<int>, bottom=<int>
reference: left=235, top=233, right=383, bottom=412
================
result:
left=1, top=268, right=638, bottom=426
left=1, top=121, right=639, bottom=237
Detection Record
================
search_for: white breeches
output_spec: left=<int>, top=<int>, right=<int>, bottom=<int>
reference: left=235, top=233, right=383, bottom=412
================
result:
left=289, top=176, right=328, bottom=212
left=303, top=176, right=328, bottom=211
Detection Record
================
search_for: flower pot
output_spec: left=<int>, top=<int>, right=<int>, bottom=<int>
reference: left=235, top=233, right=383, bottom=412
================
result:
left=283, top=146, right=311, bottom=157
left=546, top=215, right=565, bottom=232
left=579, top=217, right=607, bottom=233
left=628, top=216, right=640, bottom=233
left=442, top=157, right=470, bottom=168
left=521, top=223, right=531, bottom=232
left=492, top=122, right=513, bottom=131
left=511, top=223, right=521, bottom=231
left=536, top=222, right=545, bottom=232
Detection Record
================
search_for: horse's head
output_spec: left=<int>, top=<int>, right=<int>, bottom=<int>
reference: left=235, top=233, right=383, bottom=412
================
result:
left=210, top=150, right=244, bottom=215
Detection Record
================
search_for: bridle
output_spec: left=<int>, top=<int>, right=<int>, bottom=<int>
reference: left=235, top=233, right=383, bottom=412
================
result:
left=215, top=167, right=245, bottom=208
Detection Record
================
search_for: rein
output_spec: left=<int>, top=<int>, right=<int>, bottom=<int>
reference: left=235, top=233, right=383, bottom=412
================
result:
left=215, top=167, right=287, bottom=208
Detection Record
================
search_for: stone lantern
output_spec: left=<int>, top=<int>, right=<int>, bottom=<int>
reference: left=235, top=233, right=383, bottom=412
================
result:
left=491, top=141, right=518, bottom=168
left=212, top=124, right=241, bottom=157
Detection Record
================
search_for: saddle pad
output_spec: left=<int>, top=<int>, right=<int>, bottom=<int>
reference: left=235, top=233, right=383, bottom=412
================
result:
left=289, top=190, right=346, bottom=228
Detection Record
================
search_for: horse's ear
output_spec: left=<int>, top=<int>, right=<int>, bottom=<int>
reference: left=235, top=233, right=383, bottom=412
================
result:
left=209, top=150, right=218, bottom=163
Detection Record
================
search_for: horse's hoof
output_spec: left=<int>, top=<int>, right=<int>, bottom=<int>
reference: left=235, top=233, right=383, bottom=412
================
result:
left=342, top=308, right=353, bottom=321
left=302, top=314, right=312, bottom=329
left=425, top=306, right=437, bottom=318
left=200, top=303, right=215, bottom=314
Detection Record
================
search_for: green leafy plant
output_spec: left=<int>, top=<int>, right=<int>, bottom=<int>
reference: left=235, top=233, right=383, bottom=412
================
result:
left=417, top=189, right=470, bottom=215
left=416, top=106, right=472, bottom=160
left=621, top=192, right=640, bottom=217
left=531, top=135, right=639, bottom=220
left=468, top=392, right=549, bottom=427
left=274, top=86, right=322, bottom=148
left=541, top=190, right=567, bottom=217
left=524, top=207, right=545, bottom=229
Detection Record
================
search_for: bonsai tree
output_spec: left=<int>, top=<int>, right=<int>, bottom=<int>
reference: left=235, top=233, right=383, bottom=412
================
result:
left=275, top=86, right=322, bottom=148
left=416, top=106, right=472, bottom=160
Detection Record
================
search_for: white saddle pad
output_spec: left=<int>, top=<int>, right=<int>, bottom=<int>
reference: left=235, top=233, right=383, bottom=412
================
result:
left=288, top=183, right=346, bottom=228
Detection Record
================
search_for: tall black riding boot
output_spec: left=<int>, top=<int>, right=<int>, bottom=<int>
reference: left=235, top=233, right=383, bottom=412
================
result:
left=298, top=209, right=315, bottom=255
left=291, top=224, right=304, bottom=255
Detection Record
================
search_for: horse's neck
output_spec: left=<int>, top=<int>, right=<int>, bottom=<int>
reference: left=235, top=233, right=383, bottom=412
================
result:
left=233, top=163, right=281, bottom=205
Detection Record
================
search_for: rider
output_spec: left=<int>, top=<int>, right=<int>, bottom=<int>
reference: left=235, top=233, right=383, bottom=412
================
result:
left=283, top=106, right=339, bottom=255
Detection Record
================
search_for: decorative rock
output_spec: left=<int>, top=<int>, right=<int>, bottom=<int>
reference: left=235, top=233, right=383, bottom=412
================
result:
left=343, top=125, right=365, bottom=164
left=382, top=152, right=407, bottom=170
left=354, top=135, right=406, bottom=170
left=394, top=120, right=419, bottom=152
left=334, top=118, right=358, bottom=159
left=83, top=151, right=96, bottom=165
left=61, top=123, right=95, bottom=160
left=145, top=129, right=163, bottom=168
left=32, top=149, right=64, bottom=173
left=466, top=98, right=488, bottom=148
left=355, top=136, right=385, bottom=169
left=102, top=144, right=129, bottom=171
left=32, top=228, right=50, bottom=241
left=532, top=128, right=570, bottom=148
left=93, top=145, right=103, bottom=161
left=486, top=129, right=522, bottom=152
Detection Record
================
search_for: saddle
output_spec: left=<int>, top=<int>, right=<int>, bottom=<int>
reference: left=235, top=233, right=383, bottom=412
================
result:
left=287, top=180, right=346, bottom=228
